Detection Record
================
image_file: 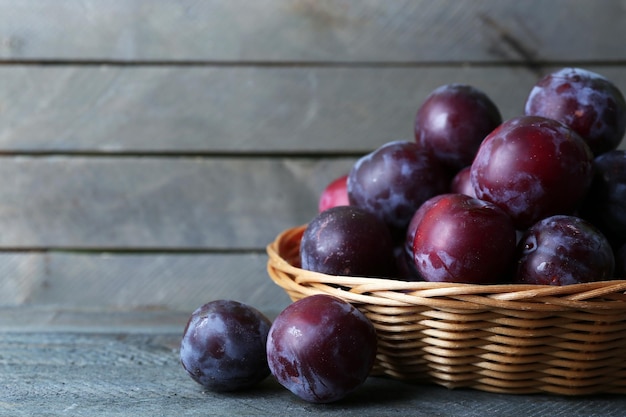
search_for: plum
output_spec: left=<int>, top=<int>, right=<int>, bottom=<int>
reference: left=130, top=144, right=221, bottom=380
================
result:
left=266, top=294, right=377, bottom=403
left=318, top=174, right=349, bottom=212
left=615, top=244, right=626, bottom=278
left=513, top=215, right=615, bottom=285
left=180, top=300, right=272, bottom=392
left=415, top=84, right=502, bottom=171
left=411, top=193, right=517, bottom=284
left=580, top=150, right=626, bottom=247
left=525, top=67, right=626, bottom=155
left=347, top=140, right=448, bottom=237
left=402, top=194, right=450, bottom=281
left=450, top=166, right=476, bottom=198
left=470, top=115, right=594, bottom=230
left=300, top=205, right=396, bottom=278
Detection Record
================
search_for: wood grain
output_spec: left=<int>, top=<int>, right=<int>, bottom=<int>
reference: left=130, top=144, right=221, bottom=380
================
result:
left=2, top=66, right=625, bottom=153
left=0, top=66, right=529, bottom=153
left=2, top=331, right=626, bottom=417
left=0, top=156, right=354, bottom=248
left=1, top=0, right=625, bottom=62
left=0, top=252, right=291, bottom=313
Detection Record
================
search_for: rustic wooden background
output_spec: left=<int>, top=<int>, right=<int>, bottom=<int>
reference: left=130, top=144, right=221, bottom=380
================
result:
left=1, top=0, right=625, bottom=326
left=2, top=2, right=626, bottom=415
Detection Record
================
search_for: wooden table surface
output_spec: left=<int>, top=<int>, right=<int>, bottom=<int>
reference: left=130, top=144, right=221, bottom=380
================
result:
left=1, top=1, right=626, bottom=415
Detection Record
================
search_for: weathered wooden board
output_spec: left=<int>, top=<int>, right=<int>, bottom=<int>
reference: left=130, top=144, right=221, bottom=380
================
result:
left=2, top=332, right=626, bottom=417
left=0, top=156, right=354, bottom=248
left=0, top=252, right=290, bottom=314
left=0, top=306, right=191, bottom=333
left=2, top=66, right=626, bottom=152
left=1, top=66, right=529, bottom=153
left=1, top=0, right=625, bottom=63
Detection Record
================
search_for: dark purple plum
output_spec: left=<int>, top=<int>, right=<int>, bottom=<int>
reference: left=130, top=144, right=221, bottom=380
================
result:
left=513, top=215, right=615, bottom=285
left=347, top=140, right=448, bottom=237
left=266, top=294, right=377, bottom=404
left=470, top=115, right=594, bottom=230
left=300, top=205, right=396, bottom=278
left=450, top=166, right=476, bottom=197
left=318, top=174, right=349, bottom=213
left=393, top=244, right=420, bottom=281
left=415, top=84, right=502, bottom=171
left=525, top=67, right=626, bottom=156
left=180, top=300, right=272, bottom=392
left=412, top=193, right=517, bottom=284
left=615, top=244, right=626, bottom=278
left=580, top=150, right=626, bottom=246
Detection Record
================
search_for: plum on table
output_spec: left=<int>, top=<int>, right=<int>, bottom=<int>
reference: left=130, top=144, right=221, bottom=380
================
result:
left=266, top=294, right=377, bottom=403
left=179, top=300, right=272, bottom=392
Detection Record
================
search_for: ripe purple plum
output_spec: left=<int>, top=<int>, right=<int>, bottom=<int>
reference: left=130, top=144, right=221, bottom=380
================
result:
left=450, top=166, right=476, bottom=198
left=412, top=193, right=517, bottom=284
left=525, top=67, right=626, bottom=156
left=318, top=174, right=349, bottom=212
left=580, top=150, right=626, bottom=246
left=300, top=205, right=396, bottom=278
left=393, top=244, right=420, bottom=281
left=180, top=300, right=272, bottom=392
left=347, top=140, right=448, bottom=237
left=513, top=215, right=615, bottom=285
left=470, top=115, right=594, bottom=230
left=615, top=244, right=626, bottom=278
left=415, top=84, right=502, bottom=171
left=266, top=294, right=377, bottom=403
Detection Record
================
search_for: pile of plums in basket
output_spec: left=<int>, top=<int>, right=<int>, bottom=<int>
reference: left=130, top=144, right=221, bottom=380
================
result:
left=179, top=68, right=626, bottom=405
left=309, top=67, right=626, bottom=285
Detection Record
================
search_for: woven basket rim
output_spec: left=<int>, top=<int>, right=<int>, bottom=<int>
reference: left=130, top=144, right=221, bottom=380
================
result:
left=267, top=224, right=626, bottom=312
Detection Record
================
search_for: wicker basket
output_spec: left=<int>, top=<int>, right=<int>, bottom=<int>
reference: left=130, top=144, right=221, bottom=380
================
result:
left=266, top=224, right=626, bottom=396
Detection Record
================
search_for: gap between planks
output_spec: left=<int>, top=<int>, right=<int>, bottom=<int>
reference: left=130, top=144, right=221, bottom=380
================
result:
left=0, top=150, right=367, bottom=159
left=1, top=59, right=626, bottom=68
left=0, top=247, right=268, bottom=254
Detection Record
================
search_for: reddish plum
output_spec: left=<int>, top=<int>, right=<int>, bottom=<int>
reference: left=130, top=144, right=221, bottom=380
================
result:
left=450, top=166, right=476, bottom=197
left=513, top=215, right=615, bottom=285
left=415, top=84, right=502, bottom=171
left=347, top=140, right=448, bottom=236
left=318, top=174, right=349, bottom=212
left=266, top=294, right=377, bottom=403
left=180, top=300, right=272, bottom=392
left=300, top=205, right=396, bottom=278
left=412, top=193, right=517, bottom=284
left=470, top=116, right=594, bottom=230
left=525, top=67, right=626, bottom=155
left=403, top=194, right=449, bottom=281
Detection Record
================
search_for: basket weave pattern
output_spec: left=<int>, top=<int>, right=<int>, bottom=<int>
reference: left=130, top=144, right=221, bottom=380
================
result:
left=267, top=225, right=626, bottom=395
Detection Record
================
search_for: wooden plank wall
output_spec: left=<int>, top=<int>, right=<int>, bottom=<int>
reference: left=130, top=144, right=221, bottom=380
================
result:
left=0, top=0, right=625, bottom=322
